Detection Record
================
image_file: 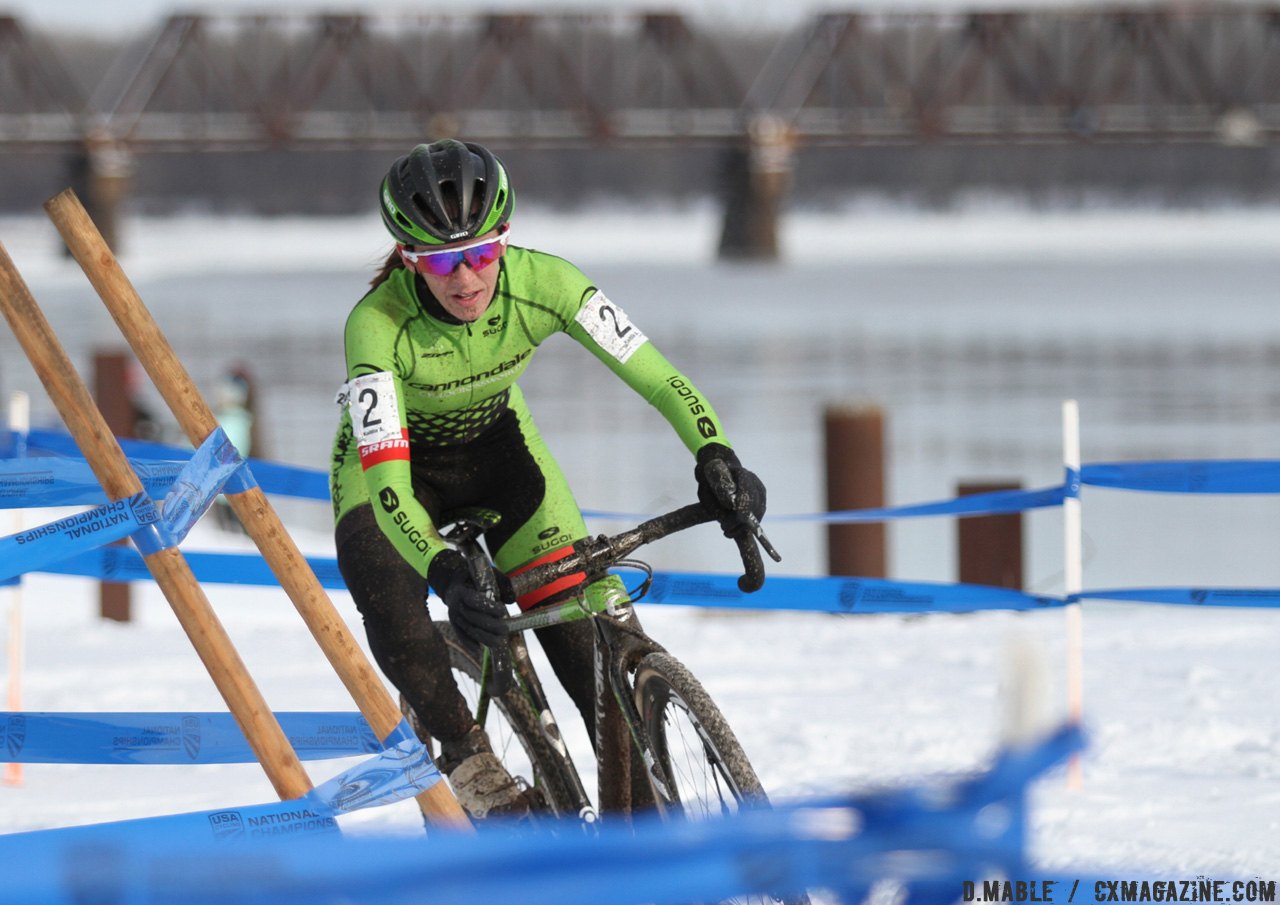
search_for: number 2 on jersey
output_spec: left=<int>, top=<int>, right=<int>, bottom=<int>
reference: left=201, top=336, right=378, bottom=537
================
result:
left=349, top=371, right=404, bottom=447
left=576, top=291, right=647, bottom=364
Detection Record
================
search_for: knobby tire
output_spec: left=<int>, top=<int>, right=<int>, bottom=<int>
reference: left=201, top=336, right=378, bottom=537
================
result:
left=633, top=652, right=812, bottom=905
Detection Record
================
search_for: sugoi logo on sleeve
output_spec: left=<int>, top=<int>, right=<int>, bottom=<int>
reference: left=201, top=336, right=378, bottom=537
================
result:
left=379, top=487, right=400, bottom=513
left=575, top=292, right=647, bottom=363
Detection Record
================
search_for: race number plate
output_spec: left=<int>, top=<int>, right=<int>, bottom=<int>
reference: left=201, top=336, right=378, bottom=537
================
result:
left=575, top=291, right=647, bottom=364
left=348, top=372, right=409, bottom=468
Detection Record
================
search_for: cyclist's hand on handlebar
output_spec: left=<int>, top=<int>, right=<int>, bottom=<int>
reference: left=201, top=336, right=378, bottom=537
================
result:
left=428, top=550, right=510, bottom=649
left=694, top=443, right=767, bottom=539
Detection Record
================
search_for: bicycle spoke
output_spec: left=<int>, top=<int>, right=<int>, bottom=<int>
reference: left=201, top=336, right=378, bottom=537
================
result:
left=659, top=699, right=741, bottom=819
left=453, top=666, right=537, bottom=789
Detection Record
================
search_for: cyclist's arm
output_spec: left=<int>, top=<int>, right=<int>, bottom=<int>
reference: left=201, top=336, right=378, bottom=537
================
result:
left=564, top=290, right=731, bottom=454
left=343, top=319, right=447, bottom=579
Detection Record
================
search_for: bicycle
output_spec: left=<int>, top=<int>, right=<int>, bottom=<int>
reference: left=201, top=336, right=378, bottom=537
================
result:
left=404, top=492, right=809, bottom=904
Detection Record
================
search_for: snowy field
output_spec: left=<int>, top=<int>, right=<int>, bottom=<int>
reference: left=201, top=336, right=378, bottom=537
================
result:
left=2, top=203, right=1280, bottom=888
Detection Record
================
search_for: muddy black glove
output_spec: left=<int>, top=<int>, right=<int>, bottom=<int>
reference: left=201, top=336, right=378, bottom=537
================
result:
left=694, top=443, right=767, bottom=539
left=428, top=550, right=510, bottom=649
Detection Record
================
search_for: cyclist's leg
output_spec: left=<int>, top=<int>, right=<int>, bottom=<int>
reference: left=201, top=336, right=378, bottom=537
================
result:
left=488, top=399, right=659, bottom=811
left=488, top=397, right=608, bottom=740
left=334, top=504, right=474, bottom=748
left=337, top=505, right=534, bottom=819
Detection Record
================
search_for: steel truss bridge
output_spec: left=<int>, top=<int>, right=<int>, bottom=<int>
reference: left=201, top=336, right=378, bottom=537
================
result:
left=2, top=6, right=1279, bottom=152
left=2, top=7, right=1277, bottom=255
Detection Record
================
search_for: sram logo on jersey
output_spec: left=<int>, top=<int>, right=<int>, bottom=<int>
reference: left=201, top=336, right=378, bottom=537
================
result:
left=665, top=376, right=719, bottom=439
left=358, top=434, right=409, bottom=469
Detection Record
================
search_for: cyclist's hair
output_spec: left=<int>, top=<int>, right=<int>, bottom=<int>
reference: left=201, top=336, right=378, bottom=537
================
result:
left=369, top=248, right=402, bottom=290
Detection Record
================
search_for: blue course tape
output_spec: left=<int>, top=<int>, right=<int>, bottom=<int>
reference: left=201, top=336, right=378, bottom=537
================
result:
left=0, top=723, right=1082, bottom=905
left=644, top=571, right=1062, bottom=614
left=1081, top=459, right=1280, bottom=493
left=0, top=720, right=439, bottom=863
left=777, top=483, right=1067, bottom=523
left=157, top=427, right=250, bottom=545
left=0, top=456, right=184, bottom=509
left=0, top=712, right=384, bottom=764
left=23, top=429, right=326, bottom=503
left=40, top=547, right=348, bottom=589
left=1065, top=466, right=1081, bottom=499
left=0, top=427, right=26, bottom=459
left=1081, top=587, right=1280, bottom=608
left=0, top=493, right=158, bottom=583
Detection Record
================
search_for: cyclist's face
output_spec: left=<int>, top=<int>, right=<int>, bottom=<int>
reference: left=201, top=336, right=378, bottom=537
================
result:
left=415, top=228, right=504, bottom=323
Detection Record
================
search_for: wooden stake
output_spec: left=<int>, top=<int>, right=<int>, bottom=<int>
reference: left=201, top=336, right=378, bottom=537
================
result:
left=0, top=242, right=314, bottom=803
left=44, top=188, right=470, bottom=830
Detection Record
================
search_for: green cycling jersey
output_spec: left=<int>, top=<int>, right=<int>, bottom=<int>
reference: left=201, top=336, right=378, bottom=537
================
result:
left=329, top=244, right=730, bottom=578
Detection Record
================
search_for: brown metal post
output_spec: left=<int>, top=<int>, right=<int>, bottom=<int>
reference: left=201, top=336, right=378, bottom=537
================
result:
left=93, top=350, right=134, bottom=622
left=956, top=481, right=1024, bottom=589
left=824, top=404, right=886, bottom=577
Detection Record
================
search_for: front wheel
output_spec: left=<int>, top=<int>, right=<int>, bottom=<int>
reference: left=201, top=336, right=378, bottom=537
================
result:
left=632, top=652, right=811, bottom=905
left=633, top=652, right=767, bottom=817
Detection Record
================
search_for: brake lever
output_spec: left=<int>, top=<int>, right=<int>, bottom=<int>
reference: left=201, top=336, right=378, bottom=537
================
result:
left=705, top=458, right=782, bottom=564
left=461, top=548, right=515, bottom=697
left=741, top=512, right=782, bottom=563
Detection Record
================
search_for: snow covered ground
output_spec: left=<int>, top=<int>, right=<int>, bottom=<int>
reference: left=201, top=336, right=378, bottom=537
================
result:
left=2, top=203, right=1280, bottom=889
left=4, top=530, right=1280, bottom=879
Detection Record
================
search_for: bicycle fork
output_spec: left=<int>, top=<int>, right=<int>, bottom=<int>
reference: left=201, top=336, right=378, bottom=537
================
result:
left=592, top=615, right=679, bottom=817
left=502, top=633, right=597, bottom=823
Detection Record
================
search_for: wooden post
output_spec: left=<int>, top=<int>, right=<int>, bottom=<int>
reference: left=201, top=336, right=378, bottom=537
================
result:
left=45, top=188, right=471, bottom=831
left=93, top=351, right=134, bottom=622
left=956, top=481, right=1024, bottom=589
left=0, top=242, right=315, bottom=803
left=824, top=404, right=886, bottom=577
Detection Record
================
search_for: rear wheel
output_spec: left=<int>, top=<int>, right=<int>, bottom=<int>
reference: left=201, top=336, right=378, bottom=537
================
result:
left=430, top=621, right=585, bottom=818
left=633, top=652, right=810, bottom=905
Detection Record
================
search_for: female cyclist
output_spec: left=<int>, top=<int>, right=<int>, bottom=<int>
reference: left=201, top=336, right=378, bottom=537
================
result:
left=329, top=139, right=766, bottom=820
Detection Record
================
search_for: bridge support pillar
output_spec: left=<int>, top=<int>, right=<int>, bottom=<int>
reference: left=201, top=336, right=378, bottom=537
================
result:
left=717, top=115, right=795, bottom=262
left=67, top=132, right=133, bottom=253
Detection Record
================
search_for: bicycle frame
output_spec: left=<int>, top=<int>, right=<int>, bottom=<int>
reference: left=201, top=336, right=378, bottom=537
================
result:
left=445, top=501, right=754, bottom=822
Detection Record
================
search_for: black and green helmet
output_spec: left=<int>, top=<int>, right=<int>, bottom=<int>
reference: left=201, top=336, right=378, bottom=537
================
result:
left=379, top=139, right=515, bottom=247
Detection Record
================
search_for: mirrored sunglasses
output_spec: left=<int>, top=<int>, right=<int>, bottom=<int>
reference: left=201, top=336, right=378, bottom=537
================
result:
left=399, top=230, right=510, bottom=277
